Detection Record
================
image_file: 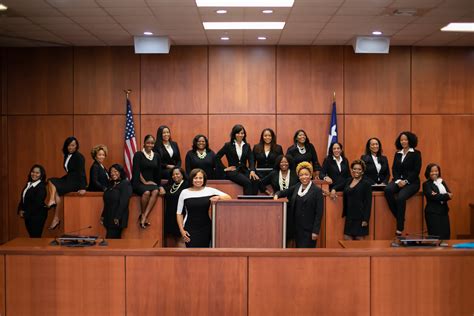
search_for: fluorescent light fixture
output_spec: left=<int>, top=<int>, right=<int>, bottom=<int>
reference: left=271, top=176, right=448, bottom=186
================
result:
left=441, top=23, right=474, bottom=32
left=0, top=4, right=7, bottom=10
left=143, top=31, right=153, bottom=35
left=372, top=31, right=382, bottom=35
left=196, top=0, right=294, bottom=7
left=257, top=36, right=267, bottom=40
left=220, top=36, right=230, bottom=41
left=203, top=22, right=285, bottom=30
left=262, top=9, right=273, bottom=14
left=216, top=9, right=227, bottom=14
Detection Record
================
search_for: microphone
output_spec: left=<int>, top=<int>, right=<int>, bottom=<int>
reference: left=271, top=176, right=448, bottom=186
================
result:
left=49, top=226, right=94, bottom=246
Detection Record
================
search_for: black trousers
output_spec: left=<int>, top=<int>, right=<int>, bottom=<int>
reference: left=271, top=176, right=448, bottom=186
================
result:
left=425, top=212, right=450, bottom=240
left=225, top=170, right=259, bottom=195
left=106, top=227, right=123, bottom=239
left=24, top=215, right=47, bottom=238
left=295, top=229, right=317, bottom=248
left=384, top=181, right=420, bottom=231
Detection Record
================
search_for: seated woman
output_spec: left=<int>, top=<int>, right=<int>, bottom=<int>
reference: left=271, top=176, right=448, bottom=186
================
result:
left=163, top=167, right=188, bottom=247
left=259, top=154, right=298, bottom=195
left=286, top=129, right=321, bottom=178
left=422, top=163, right=453, bottom=240
left=101, top=164, right=132, bottom=239
left=185, top=134, right=216, bottom=180
left=18, top=164, right=48, bottom=238
left=215, top=124, right=259, bottom=195
left=320, top=142, right=350, bottom=199
left=46, top=136, right=87, bottom=230
left=274, top=162, right=324, bottom=248
left=87, top=144, right=109, bottom=192
left=343, top=160, right=372, bottom=241
left=154, top=125, right=182, bottom=180
left=132, top=135, right=164, bottom=229
left=176, top=168, right=231, bottom=248
left=253, top=128, right=283, bottom=178
left=360, top=137, right=390, bottom=187
left=384, top=131, right=422, bottom=236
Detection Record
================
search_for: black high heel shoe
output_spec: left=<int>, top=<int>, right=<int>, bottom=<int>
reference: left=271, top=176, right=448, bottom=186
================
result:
left=138, top=214, right=146, bottom=229
left=44, top=203, right=57, bottom=210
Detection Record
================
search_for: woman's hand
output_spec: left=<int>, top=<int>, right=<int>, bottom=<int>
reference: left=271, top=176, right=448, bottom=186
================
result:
left=210, top=196, right=220, bottom=202
left=273, top=195, right=279, bottom=200
left=397, top=180, right=407, bottom=188
left=100, top=217, right=104, bottom=225
left=249, top=171, right=259, bottom=180
left=166, top=164, right=175, bottom=169
left=361, top=221, right=368, bottom=227
left=19, top=210, right=25, bottom=218
left=225, top=166, right=237, bottom=172
left=323, top=176, right=333, bottom=184
left=181, top=230, right=191, bottom=243
left=113, top=218, right=120, bottom=226
left=330, top=189, right=337, bottom=200
left=311, top=233, right=318, bottom=240
left=78, top=189, right=86, bottom=195
left=448, top=192, right=453, bottom=199
left=159, top=187, right=166, bottom=195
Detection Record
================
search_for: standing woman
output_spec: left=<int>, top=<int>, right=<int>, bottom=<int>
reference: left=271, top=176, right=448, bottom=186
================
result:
left=286, top=129, right=321, bottom=177
left=274, top=162, right=324, bottom=248
left=384, top=131, right=422, bottom=236
left=101, top=164, right=132, bottom=239
left=176, top=169, right=231, bottom=248
left=422, top=163, right=453, bottom=239
left=360, top=137, right=390, bottom=186
left=253, top=128, right=283, bottom=178
left=320, top=142, right=350, bottom=199
left=342, top=160, right=372, bottom=240
left=18, top=165, right=48, bottom=238
left=132, top=135, right=163, bottom=229
left=215, top=124, right=259, bottom=195
left=163, top=167, right=188, bottom=247
left=185, top=134, right=216, bottom=179
left=154, top=125, right=181, bottom=179
left=259, top=154, right=298, bottom=196
left=46, top=136, right=87, bottom=230
left=87, top=144, right=109, bottom=192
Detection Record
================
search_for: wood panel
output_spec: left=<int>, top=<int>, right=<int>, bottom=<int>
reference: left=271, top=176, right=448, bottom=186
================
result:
left=209, top=46, right=275, bottom=114
left=249, top=257, right=370, bottom=315
left=122, top=196, right=163, bottom=245
left=374, top=192, right=423, bottom=239
left=126, top=256, right=247, bottom=315
left=0, top=116, right=7, bottom=242
left=7, top=116, right=73, bottom=239
left=277, top=46, right=344, bottom=114
left=413, top=115, right=474, bottom=238
left=74, top=47, right=140, bottom=114
left=141, top=46, right=208, bottom=114
left=343, top=114, right=411, bottom=164
left=6, top=254, right=125, bottom=315
left=412, top=47, right=474, bottom=114
left=344, top=46, right=411, bottom=114
left=7, top=48, right=73, bottom=114
left=64, top=194, right=106, bottom=237
left=74, top=115, right=141, bottom=182
left=372, top=256, right=474, bottom=315
left=0, top=255, right=4, bottom=316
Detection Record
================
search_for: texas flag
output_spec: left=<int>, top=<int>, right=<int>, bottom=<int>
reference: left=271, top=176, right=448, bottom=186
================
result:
left=326, top=101, right=338, bottom=155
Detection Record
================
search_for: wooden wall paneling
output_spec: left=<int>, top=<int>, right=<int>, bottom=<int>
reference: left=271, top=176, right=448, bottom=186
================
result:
left=412, top=47, right=474, bottom=114
left=344, top=46, right=411, bottom=114
left=7, top=116, right=73, bottom=239
left=74, top=47, right=141, bottom=114
left=0, top=255, right=4, bottom=316
left=249, top=257, right=370, bottom=315
left=277, top=46, right=344, bottom=114
left=1, top=48, right=6, bottom=115
left=413, top=115, right=474, bottom=238
left=6, top=254, right=125, bottom=315
left=209, top=46, right=276, bottom=114
left=126, top=256, right=247, bottom=315
left=343, top=114, right=411, bottom=165
left=276, top=114, right=344, bottom=163
left=0, top=116, right=7, bottom=242
left=122, top=197, right=163, bottom=245
left=372, top=256, right=474, bottom=315
left=7, top=48, right=73, bottom=114
left=141, top=46, right=208, bottom=114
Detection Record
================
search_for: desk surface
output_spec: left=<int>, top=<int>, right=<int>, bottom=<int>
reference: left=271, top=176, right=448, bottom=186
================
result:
left=339, top=239, right=473, bottom=249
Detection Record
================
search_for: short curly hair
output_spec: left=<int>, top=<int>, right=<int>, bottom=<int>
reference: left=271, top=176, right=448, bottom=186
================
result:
left=296, top=161, right=313, bottom=176
left=91, top=144, right=108, bottom=160
left=350, top=159, right=366, bottom=172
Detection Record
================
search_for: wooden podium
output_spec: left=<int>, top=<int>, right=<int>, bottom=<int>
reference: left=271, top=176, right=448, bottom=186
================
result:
left=212, top=199, right=287, bottom=248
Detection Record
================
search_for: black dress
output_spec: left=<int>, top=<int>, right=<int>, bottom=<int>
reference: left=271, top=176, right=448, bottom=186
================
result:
left=286, top=143, right=321, bottom=172
left=154, top=141, right=182, bottom=179
left=50, top=151, right=87, bottom=196
left=360, top=154, right=390, bottom=185
left=18, top=181, right=47, bottom=238
left=320, top=156, right=351, bottom=191
left=87, top=160, right=109, bottom=192
left=253, top=144, right=283, bottom=177
left=259, top=170, right=298, bottom=194
left=185, top=150, right=216, bottom=179
left=101, top=180, right=132, bottom=239
left=131, top=151, right=161, bottom=195
left=422, top=179, right=452, bottom=239
left=342, top=179, right=372, bottom=237
left=176, top=187, right=225, bottom=248
left=164, top=180, right=188, bottom=237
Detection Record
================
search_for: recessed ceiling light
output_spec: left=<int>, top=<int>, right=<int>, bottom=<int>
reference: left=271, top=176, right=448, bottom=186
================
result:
left=143, top=31, right=153, bottom=35
left=262, top=9, right=273, bottom=14
left=196, top=0, right=294, bottom=7
left=203, top=22, right=285, bottom=30
left=258, top=36, right=267, bottom=40
left=216, top=9, right=227, bottom=14
left=220, top=36, right=230, bottom=41
left=372, top=31, right=382, bottom=35
left=0, top=4, right=8, bottom=11
left=441, top=23, right=474, bottom=32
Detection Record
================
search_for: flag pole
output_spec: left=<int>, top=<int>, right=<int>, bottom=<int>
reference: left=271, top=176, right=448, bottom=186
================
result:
left=124, top=89, right=132, bottom=100
left=333, top=91, right=336, bottom=102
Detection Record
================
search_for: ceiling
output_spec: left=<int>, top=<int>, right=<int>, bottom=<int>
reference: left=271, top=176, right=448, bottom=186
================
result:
left=0, top=0, right=472, bottom=47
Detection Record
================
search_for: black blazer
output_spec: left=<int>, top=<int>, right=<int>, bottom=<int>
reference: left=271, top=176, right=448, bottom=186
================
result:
left=216, top=142, right=255, bottom=172
left=259, top=170, right=298, bottom=193
left=360, top=154, right=390, bottom=185
left=422, top=180, right=451, bottom=215
left=342, top=178, right=372, bottom=222
left=286, top=143, right=321, bottom=171
left=87, top=160, right=109, bottom=192
left=154, top=141, right=182, bottom=170
left=391, top=149, right=422, bottom=184
left=320, top=156, right=351, bottom=191
left=253, top=144, right=284, bottom=169
left=17, top=182, right=47, bottom=218
left=277, top=183, right=324, bottom=234
left=65, top=151, right=87, bottom=190
left=101, top=180, right=132, bottom=229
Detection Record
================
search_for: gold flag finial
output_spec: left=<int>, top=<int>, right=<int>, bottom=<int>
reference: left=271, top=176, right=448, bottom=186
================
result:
left=333, top=91, right=336, bottom=102
left=124, top=89, right=132, bottom=99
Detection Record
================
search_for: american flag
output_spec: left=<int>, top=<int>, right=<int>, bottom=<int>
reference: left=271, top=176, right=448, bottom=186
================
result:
left=124, top=98, right=137, bottom=180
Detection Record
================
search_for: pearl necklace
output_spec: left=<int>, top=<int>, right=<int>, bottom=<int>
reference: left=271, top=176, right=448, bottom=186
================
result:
left=297, top=144, right=306, bottom=154
left=142, top=149, right=154, bottom=160
left=170, top=180, right=184, bottom=194
left=196, top=149, right=207, bottom=159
